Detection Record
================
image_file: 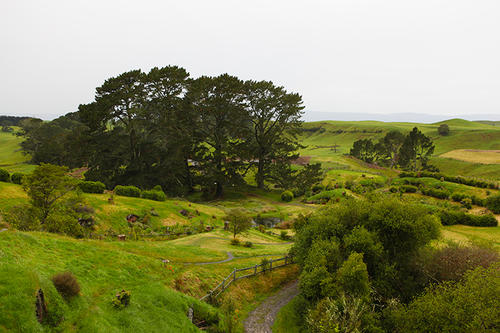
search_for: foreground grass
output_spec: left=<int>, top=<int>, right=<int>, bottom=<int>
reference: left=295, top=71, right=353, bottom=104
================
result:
left=0, top=231, right=218, bottom=332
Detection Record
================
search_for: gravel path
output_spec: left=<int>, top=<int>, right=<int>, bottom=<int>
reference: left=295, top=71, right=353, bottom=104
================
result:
left=204, top=236, right=293, bottom=245
left=244, top=280, right=299, bottom=333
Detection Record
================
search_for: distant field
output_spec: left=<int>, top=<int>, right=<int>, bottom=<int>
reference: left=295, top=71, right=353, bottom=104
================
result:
left=440, top=149, right=500, bottom=165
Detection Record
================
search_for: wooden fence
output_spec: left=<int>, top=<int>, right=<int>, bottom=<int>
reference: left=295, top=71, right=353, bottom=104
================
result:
left=199, top=255, right=294, bottom=302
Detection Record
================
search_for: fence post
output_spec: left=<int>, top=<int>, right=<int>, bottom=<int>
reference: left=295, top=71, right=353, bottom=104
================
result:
left=233, top=269, right=236, bottom=281
left=254, top=264, right=257, bottom=275
left=285, top=256, right=287, bottom=265
left=270, top=259, right=273, bottom=271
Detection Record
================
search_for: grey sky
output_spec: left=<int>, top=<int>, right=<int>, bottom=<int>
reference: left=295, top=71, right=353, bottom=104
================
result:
left=1, top=0, right=499, bottom=120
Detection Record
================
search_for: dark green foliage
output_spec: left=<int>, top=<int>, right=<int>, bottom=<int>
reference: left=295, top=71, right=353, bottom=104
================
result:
left=141, top=190, right=167, bottom=202
left=293, top=197, right=440, bottom=303
left=0, top=168, right=10, bottom=182
left=51, top=272, right=80, bottom=299
left=399, top=185, right=418, bottom=193
left=336, top=252, right=370, bottom=297
left=374, top=130, right=405, bottom=168
left=281, top=190, right=293, bottom=202
left=392, top=264, right=500, bottom=332
left=421, top=187, right=449, bottom=199
left=230, top=238, right=240, bottom=245
left=78, top=180, right=106, bottom=194
left=243, top=241, right=253, bottom=248
left=437, top=124, right=450, bottom=136
left=398, top=127, right=435, bottom=171
left=438, top=210, right=497, bottom=227
left=350, top=139, right=375, bottom=163
left=451, top=192, right=468, bottom=202
left=280, top=231, right=290, bottom=240
left=3, top=204, right=40, bottom=231
left=10, top=172, right=25, bottom=185
left=114, top=185, right=141, bottom=198
left=293, top=163, right=324, bottom=196
left=152, top=185, right=163, bottom=192
left=485, top=194, right=500, bottom=213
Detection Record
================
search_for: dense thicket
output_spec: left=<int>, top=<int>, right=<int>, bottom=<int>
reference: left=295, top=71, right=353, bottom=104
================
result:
left=0, top=115, right=38, bottom=126
left=18, top=66, right=306, bottom=197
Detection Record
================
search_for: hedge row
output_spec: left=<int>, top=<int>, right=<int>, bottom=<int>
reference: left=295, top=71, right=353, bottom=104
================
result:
left=451, top=192, right=486, bottom=207
left=78, top=181, right=106, bottom=194
left=399, top=171, right=498, bottom=189
left=114, top=185, right=166, bottom=201
left=438, top=210, right=497, bottom=227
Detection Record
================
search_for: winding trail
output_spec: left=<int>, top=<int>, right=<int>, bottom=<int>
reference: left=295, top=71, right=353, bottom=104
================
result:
left=179, top=252, right=283, bottom=265
left=204, top=236, right=293, bottom=245
left=244, top=280, right=299, bottom=333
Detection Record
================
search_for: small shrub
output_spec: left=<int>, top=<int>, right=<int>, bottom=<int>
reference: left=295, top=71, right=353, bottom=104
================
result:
left=51, top=272, right=80, bottom=299
left=485, top=194, right=500, bottom=214
left=451, top=192, right=468, bottom=202
left=112, top=289, right=131, bottom=309
left=78, top=180, right=106, bottom=194
left=0, top=168, right=10, bottom=182
left=152, top=185, right=163, bottom=192
left=438, top=210, right=497, bottom=227
left=280, top=230, right=289, bottom=240
left=400, top=185, right=417, bottom=193
left=243, top=241, right=253, bottom=248
left=389, top=186, right=399, bottom=193
left=141, top=190, right=166, bottom=201
left=311, top=184, right=324, bottom=193
left=10, top=172, right=25, bottom=185
left=281, top=190, right=293, bottom=202
left=114, top=185, right=141, bottom=197
left=230, top=238, right=240, bottom=246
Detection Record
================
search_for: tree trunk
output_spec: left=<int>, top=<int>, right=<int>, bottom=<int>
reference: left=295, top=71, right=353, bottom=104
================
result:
left=256, top=157, right=265, bottom=189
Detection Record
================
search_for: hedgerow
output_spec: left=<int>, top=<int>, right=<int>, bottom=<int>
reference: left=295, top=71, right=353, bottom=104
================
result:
left=114, top=185, right=141, bottom=197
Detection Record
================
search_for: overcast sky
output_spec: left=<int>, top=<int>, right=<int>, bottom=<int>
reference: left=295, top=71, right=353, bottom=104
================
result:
left=1, top=0, right=499, bottom=121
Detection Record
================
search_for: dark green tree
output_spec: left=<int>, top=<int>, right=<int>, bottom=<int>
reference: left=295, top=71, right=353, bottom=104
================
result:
left=374, top=130, right=405, bottom=168
left=350, top=139, right=376, bottom=163
left=398, top=127, right=435, bottom=171
left=437, top=124, right=450, bottom=136
left=188, top=74, right=249, bottom=197
left=244, top=80, right=304, bottom=188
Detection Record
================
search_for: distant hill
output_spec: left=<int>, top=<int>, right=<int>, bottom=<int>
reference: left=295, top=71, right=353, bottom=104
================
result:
left=298, top=119, right=500, bottom=180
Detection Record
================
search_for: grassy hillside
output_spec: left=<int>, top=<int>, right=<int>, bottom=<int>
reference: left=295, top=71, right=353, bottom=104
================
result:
left=0, top=129, right=35, bottom=173
left=298, top=119, right=500, bottom=180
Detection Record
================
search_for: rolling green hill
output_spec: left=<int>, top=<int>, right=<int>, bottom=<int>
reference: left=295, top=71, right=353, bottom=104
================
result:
left=298, top=119, right=500, bottom=180
left=0, top=129, right=35, bottom=173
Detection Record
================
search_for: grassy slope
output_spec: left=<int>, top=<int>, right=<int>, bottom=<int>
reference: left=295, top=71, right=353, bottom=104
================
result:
left=0, top=129, right=35, bottom=173
left=0, top=231, right=218, bottom=333
left=298, top=119, right=500, bottom=180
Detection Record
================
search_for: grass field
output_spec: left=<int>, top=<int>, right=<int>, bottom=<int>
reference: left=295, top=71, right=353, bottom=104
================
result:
left=0, top=129, right=35, bottom=173
left=440, top=149, right=500, bottom=165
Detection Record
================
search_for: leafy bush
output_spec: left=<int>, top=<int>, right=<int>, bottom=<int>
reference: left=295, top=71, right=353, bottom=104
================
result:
left=51, top=272, right=80, bottom=299
left=152, top=185, right=163, bottom=192
left=280, top=230, right=290, bottom=240
left=281, top=190, right=293, bottom=202
left=230, top=238, right=240, bottom=245
left=451, top=192, right=468, bottom=202
left=421, top=187, right=449, bottom=199
left=438, top=210, right=497, bottom=227
left=399, top=171, right=498, bottom=189
left=389, top=186, right=399, bottom=193
left=10, top=172, right=25, bottom=185
left=485, top=194, right=500, bottom=214
left=260, top=258, right=270, bottom=272
left=306, top=189, right=345, bottom=204
left=460, top=198, right=472, bottom=209
left=78, top=180, right=106, bottom=194
left=402, top=178, right=423, bottom=186
left=0, top=168, right=10, bottom=182
left=141, top=190, right=166, bottom=201
left=311, top=184, right=324, bottom=193
left=399, top=185, right=417, bottom=193
left=114, top=185, right=141, bottom=197
left=243, top=241, right=253, bottom=248
left=3, top=205, right=40, bottom=231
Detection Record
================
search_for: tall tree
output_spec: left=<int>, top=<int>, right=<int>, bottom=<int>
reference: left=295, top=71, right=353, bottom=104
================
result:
left=188, top=74, right=249, bottom=197
left=398, top=127, right=435, bottom=171
left=350, top=139, right=376, bottom=163
left=244, top=80, right=304, bottom=188
left=374, top=130, right=405, bottom=168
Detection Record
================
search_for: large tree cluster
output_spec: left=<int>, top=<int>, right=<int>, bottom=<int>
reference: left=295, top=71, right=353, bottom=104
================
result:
left=19, top=66, right=305, bottom=197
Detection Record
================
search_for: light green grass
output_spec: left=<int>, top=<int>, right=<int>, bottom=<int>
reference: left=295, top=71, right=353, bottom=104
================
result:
left=272, top=295, right=305, bottom=333
left=0, top=129, right=35, bottom=173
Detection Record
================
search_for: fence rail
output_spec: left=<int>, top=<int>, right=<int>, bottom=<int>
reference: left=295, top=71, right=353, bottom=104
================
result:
left=199, top=255, right=294, bottom=302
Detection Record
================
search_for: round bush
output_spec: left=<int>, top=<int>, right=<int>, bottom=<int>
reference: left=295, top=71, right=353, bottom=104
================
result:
left=51, top=272, right=80, bottom=299
left=141, top=190, right=166, bottom=201
left=281, top=190, right=294, bottom=202
left=10, top=172, right=25, bottom=185
left=0, top=168, right=10, bottom=182
left=78, top=180, right=106, bottom=194
left=485, top=194, right=500, bottom=214
left=400, top=185, right=418, bottom=193
left=114, top=185, right=141, bottom=197
left=152, top=185, right=163, bottom=192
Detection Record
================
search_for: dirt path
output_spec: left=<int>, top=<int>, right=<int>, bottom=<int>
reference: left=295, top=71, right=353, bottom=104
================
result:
left=244, top=280, right=299, bottom=333
left=204, top=236, right=293, bottom=245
